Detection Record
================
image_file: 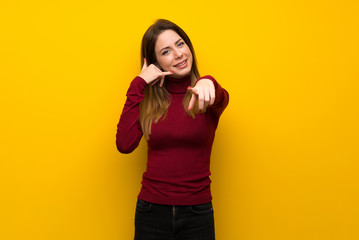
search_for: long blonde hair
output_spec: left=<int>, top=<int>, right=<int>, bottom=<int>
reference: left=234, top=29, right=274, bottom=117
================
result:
left=139, top=19, right=200, bottom=140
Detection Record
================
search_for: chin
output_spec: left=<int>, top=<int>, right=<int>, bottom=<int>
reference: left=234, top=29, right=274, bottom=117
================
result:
left=174, top=72, right=191, bottom=79
left=178, top=68, right=192, bottom=76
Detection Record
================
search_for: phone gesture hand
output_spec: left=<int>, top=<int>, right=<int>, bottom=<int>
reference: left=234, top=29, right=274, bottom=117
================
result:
left=139, top=58, right=173, bottom=87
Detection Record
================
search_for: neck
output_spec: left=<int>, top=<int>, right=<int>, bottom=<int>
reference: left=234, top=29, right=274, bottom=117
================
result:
left=165, top=74, right=191, bottom=94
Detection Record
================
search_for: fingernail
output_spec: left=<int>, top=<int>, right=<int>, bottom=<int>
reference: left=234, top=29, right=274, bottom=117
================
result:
left=170, top=71, right=174, bottom=73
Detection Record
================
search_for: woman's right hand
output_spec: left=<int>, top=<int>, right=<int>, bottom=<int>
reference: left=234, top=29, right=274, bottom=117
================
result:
left=139, top=58, right=173, bottom=87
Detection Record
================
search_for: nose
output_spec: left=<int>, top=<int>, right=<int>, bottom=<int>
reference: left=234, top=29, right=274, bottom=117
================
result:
left=173, top=48, right=183, bottom=59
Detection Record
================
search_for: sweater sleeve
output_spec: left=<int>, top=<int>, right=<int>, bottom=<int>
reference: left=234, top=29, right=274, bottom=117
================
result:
left=195, top=75, right=229, bottom=118
left=116, top=76, right=147, bottom=153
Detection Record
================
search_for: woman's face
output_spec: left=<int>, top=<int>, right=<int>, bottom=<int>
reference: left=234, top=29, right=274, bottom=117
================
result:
left=155, top=30, right=193, bottom=79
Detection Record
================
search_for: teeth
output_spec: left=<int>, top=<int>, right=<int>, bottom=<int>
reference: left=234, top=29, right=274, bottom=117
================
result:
left=176, top=60, right=186, bottom=67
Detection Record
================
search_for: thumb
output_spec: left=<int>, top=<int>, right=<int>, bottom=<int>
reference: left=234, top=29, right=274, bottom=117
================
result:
left=142, top=58, right=148, bottom=70
left=187, top=86, right=198, bottom=95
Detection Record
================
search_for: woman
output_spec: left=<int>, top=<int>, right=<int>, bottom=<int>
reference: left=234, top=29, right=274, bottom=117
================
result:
left=116, top=19, right=229, bottom=240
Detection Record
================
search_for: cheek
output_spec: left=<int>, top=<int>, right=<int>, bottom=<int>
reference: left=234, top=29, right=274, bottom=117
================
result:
left=186, top=48, right=193, bottom=60
left=158, top=57, right=172, bottom=70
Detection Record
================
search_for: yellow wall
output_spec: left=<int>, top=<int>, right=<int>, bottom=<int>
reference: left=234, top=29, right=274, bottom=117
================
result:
left=1, top=0, right=358, bottom=239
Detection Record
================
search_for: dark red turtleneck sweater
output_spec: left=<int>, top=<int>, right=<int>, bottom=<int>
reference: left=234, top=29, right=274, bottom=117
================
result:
left=116, top=74, right=229, bottom=205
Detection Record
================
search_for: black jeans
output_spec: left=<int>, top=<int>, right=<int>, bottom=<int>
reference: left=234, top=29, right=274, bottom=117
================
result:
left=134, top=199, right=215, bottom=240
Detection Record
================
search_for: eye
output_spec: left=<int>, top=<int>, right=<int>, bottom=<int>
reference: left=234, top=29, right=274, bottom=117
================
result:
left=178, top=42, right=184, bottom=47
left=162, top=50, right=169, bottom=55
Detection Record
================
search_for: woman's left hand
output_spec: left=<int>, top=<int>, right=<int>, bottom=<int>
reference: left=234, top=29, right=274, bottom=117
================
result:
left=187, top=79, right=215, bottom=111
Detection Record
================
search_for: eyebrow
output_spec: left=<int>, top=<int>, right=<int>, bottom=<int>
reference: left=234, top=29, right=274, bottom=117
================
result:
left=159, top=38, right=183, bottom=52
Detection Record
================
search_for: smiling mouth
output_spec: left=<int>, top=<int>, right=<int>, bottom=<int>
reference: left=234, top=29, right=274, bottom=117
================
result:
left=174, top=59, right=187, bottom=67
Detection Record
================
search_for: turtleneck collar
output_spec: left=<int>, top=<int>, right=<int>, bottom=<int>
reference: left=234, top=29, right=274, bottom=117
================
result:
left=165, top=74, right=191, bottom=94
